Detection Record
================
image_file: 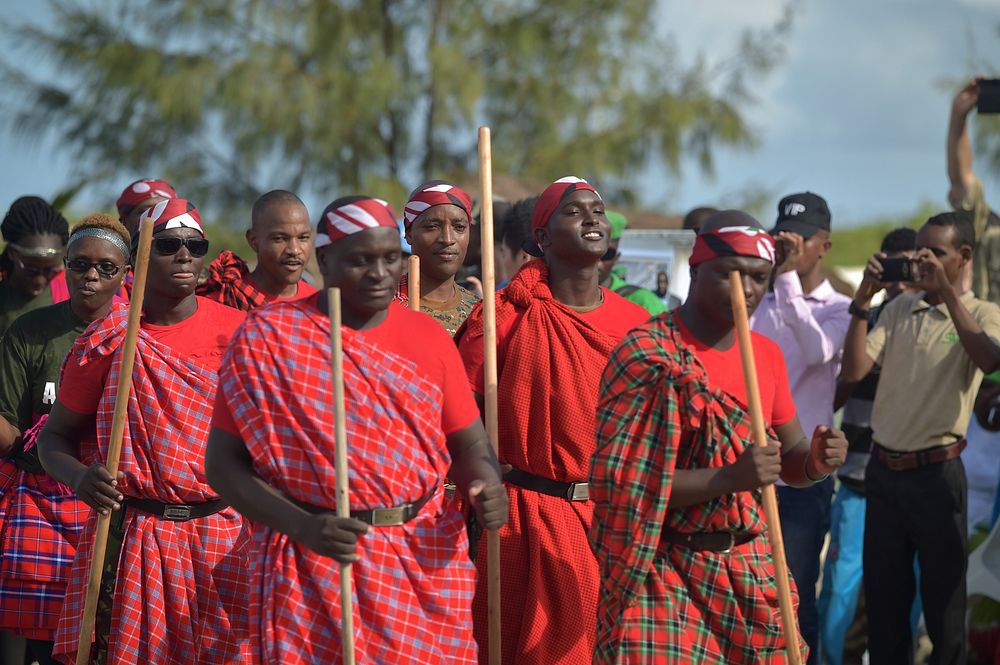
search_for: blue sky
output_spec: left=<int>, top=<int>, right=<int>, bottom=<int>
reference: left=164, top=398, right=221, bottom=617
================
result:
left=2, top=1, right=1000, bottom=228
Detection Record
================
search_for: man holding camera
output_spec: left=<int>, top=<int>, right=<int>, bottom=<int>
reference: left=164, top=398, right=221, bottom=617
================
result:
left=750, top=192, right=851, bottom=665
left=842, top=211, right=1000, bottom=664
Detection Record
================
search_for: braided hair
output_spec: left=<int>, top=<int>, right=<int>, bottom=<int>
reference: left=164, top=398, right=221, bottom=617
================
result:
left=0, top=196, right=70, bottom=277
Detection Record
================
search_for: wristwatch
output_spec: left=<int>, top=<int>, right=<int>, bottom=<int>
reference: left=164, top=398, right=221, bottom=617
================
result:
left=849, top=301, right=870, bottom=320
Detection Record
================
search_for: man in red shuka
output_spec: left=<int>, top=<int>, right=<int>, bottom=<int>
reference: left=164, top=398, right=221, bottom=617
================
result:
left=455, top=176, right=650, bottom=664
left=205, top=195, right=508, bottom=664
left=198, top=189, right=318, bottom=310
left=37, top=199, right=251, bottom=664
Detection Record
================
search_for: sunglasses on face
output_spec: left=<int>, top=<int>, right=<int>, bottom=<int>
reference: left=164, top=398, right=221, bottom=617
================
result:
left=151, top=236, right=210, bottom=257
left=64, top=258, right=126, bottom=278
left=12, top=253, right=64, bottom=279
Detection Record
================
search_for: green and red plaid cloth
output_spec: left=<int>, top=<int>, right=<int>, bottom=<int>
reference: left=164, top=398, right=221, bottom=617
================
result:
left=590, top=313, right=807, bottom=664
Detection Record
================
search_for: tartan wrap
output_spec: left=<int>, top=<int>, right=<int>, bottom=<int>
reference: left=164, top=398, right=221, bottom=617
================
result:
left=52, top=304, right=252, bottom=665
left=590, top=314, right=806, bottom=664
left=197, top=250, right=272, bottom=311
left=0, top=416, right=88, bottom=639
left=219, top=298, right=476, bottom=664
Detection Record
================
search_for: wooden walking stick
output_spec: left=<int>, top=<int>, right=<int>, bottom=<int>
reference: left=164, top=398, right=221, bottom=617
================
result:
left=328, top=287, right=357, bottom=665
left=728, top=271, right=803, bottom=665
left=75, top=217, right=154, bottom=665
left=408, top=255, right=421, bottom=311
left=478, top=125, right=503, bottom=665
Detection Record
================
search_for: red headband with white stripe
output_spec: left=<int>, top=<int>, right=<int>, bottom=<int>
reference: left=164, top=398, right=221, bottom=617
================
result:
left=402, top=181, right=473, bottom=229
left=689, top=226, right=776, bottom=266
left=316, top=196, right=398, bottom=247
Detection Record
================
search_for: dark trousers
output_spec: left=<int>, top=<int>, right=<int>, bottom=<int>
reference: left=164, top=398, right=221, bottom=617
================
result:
left=864, top=455, right=967, bottom=665
left=777, top=477, right=834, bottom=665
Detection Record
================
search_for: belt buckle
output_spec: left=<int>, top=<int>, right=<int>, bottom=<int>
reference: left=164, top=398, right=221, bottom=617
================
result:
left=163, top=505, right=192, bottom=521
left=720, top=532, right=736, bottom=554
left=566, top=482, right=590, bottom=502
left=371, top=506, right=406, bottom=526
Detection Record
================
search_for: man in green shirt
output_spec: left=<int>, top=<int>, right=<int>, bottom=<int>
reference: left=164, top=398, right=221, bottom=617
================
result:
left=598, top=210, right=665, bottom=317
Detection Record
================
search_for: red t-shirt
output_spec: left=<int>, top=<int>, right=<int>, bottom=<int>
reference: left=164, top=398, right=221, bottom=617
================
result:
left=279, top=280, right=318, bottom=301
left=212, top=299, right=479, bottom=437
left=58, top=297, right=246, bottom=415
left=459, top=287, right=650, bottom=395
left=675, top=315, right=796, bottom=428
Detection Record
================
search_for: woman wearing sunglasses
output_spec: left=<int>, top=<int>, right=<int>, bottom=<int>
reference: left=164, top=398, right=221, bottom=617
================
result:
left=38, top=198, right=252, bottom=664
left=0, top=196, right=71, bottom=336
left=0, top=213, right=130, bottom=665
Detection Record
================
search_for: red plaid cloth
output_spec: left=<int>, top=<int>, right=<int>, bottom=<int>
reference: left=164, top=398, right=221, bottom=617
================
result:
left=590, top=313, right=805, bottom=664
left=456, top=261, right=648, bottom=665
left=197, top=250, right=272, bottom=311
left=218, top=298, right=476, bottom=664
left=52, top=305, right=252, bottom=665
left=0, top=416, right=88, bottom=640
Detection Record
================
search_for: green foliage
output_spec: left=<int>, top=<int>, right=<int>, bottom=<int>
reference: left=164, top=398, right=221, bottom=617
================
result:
left=3, top=0, right=794, bottom=224
left=824, top=201, right=938, bottom=267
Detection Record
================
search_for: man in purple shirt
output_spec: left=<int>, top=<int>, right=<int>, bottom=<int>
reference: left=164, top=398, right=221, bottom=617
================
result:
left=750, top=191, right=852, bottom=665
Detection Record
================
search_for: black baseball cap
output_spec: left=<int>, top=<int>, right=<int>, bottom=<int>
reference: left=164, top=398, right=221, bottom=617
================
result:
left=772, top=192, right=831, bottom=238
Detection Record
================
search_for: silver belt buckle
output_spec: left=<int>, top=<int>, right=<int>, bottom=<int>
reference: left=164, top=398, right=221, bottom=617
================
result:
left=566, top=482, right=590, bottom=502
left=163, top=505, right=192, bottom=521
left=371, top=506, right=406, bottom=526
left=720, top=532, right=736, bottom=554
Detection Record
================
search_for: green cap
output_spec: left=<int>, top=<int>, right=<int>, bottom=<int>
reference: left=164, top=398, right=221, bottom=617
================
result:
left=606, top=210, right=627, bottom=240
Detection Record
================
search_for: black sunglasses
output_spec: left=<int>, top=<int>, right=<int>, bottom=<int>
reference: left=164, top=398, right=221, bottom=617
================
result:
left=151, top=236, right=210, bottom=257
left=64, top=258, right=127, bottom=278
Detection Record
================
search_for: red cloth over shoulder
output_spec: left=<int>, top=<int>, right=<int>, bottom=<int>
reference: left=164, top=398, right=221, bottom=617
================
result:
left=675, top=314, right=796, bottom=427
left=58, top=297, right=245, bottom=414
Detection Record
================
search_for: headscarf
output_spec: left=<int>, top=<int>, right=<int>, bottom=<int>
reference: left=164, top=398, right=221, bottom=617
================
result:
left=530, top=176, right=601, bottom=230
left=689, top=225, right=776, bottom=267
left=136, top=199, right=204, bottom=238
left=402, top=181, right=473, bottom=228
left=115, top=179, right=178, bottom=220
left=315, top=196, right=398, bottom=248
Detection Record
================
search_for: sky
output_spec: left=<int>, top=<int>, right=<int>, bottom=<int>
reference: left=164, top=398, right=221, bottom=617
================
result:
left=2, top=0, right=1000, bottom=228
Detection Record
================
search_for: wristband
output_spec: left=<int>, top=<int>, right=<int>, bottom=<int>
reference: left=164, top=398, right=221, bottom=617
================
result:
left=803, top=456, right=830, bottom=484
left=849, top=301, right=870, bottom=320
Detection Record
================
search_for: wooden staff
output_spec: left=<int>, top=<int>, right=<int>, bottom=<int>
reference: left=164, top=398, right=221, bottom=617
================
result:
left=75, top=217, right=154, bottom=665
left=478, top=125, right=502, bottom=665
left=328, top=287, right=357, bottom=665
left=408, top=255, right=421, bottom=311
left=728, top=271, right=802, bottom=665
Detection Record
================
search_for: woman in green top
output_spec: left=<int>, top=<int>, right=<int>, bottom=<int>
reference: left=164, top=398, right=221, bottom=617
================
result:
left=0, top=196, right=71, bottom=336
left=0, top=213, right=130, bottom=665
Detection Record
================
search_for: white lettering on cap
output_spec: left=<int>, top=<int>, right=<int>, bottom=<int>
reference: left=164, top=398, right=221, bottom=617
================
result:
left=784, top=202, right=806, bottom=217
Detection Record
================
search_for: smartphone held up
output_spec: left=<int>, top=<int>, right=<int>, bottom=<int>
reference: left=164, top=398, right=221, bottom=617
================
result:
left=978, top=79, right=1000, bottom=114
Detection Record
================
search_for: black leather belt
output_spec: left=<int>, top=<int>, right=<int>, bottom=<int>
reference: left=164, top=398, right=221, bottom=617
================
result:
left=124, top=497, right=227, bottom=522
left=661, top=527, right=757, bottom=553
left=293, top=488, right=435, bottom=527
left=503, top=467, right=590, bottom=502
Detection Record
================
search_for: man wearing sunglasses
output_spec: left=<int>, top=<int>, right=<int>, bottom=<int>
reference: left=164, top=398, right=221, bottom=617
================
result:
left=199, top=189, right=317, bottom=311
left=38, top=198, right=252, bottom=664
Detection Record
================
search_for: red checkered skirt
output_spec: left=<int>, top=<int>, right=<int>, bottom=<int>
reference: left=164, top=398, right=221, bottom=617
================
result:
left=220, top=299, right=476, bottom=664
left=52, top=308, right=252, bottom=664
left=0, top=417, right=89, bottom=640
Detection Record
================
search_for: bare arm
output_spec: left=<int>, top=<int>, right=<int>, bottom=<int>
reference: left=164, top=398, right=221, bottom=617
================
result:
left=446, top=420, right=507, bottom=530
left=774, top=417, right=846, bottom=488
left=948, top=78, right=981, bottom=206
left=37, top=400, right=123, bottom=515
left=204, top=426, right=369, bottom=563
left=841, top=254, right=886, bottom=383
left=0, top=416, right=18, bottom=457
